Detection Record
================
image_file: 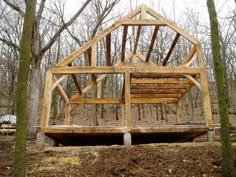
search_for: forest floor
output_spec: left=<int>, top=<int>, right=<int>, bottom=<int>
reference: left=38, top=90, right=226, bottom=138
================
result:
left=1, top=135, right=236, bottom=177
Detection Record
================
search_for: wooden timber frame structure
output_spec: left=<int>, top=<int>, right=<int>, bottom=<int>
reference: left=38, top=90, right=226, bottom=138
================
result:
left=39, top=4, right=214, bottom=146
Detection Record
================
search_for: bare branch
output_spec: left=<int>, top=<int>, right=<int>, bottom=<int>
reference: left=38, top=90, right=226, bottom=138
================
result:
left=41, top=0, right=92, bottom=55
left=3, top=0, right=24, bottom=17
left=0, top=37, right=20, bottom=51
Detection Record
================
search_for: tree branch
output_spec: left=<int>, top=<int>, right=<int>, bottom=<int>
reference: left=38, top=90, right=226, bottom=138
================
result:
left=3, top=0, right=24, bottom=17
left=41, top=0, right=92, bottom=55
left=0, top=37, right=20, bottom=51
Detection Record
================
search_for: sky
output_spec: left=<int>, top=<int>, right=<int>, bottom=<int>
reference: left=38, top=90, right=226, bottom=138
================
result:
left=64, top=0, right=235, bottom=25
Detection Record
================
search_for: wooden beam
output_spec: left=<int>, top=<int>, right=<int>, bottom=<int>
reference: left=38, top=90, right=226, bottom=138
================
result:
left=184, top=74, right=201, bottom=90
left=65, top=103, right=71, bottom=125
left=162, top=33, right=180, bottom=66
left=140, top=5, right=147, bottom=19
left=131, top=79, right=192, bottom=84
left=53, top=75, right=69, bottom=103
left=133, top=26, right=142, bottom=54
left=131, top=98, right=177, bottom=104
left=131, top=89, right=185, bottom=94
left=122, top=19, right=165, bottom=26
left=182, top=46, right=196, bottom=65
left=136, top=53, right=157, bottom=66
left=71, top=74, right=82, bottom=95
left=197, top=45, right=213, bottom=128
left=184, top=53, right=198, bottom=67
left=131, top=73, right=192, bottom=78
left=50, top=66, right=202, bottom=74
left=41, top=72, right=53, bottom=130
left=88, top=46, right=96, bottom=81
left=106, top=33, right=111, bottom=66
left=125, top=72, right=131, bottom=127
left=144, top=5, right=199, bottom=44
left=175, top=101, right=180, bottom=124
left=51, top=74, right=69, bottom=91
left=131, top=93, right=181, bottom=98
left=130, top=85, right=187, bottom=89
left=70, top=98, right=123, bottom=104
left=121, top=26, right=128, bottom=62
left=146, top=26, right=159, bottom=62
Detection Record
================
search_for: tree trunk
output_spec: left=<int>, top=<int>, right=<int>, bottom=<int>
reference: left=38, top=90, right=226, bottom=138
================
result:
left=14, top=0, right=36, bottom=176
left=207, top=0, right=234, bottom=176
left=28, top=63, right=41, bottom=138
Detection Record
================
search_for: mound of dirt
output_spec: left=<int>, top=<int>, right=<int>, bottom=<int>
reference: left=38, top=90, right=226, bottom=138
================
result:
left=1, top=136, right=236, bottom=177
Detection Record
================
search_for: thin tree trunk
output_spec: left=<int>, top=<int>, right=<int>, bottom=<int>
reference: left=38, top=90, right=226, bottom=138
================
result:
left=14, top=0, right=36, bottom=176
left=207, top=0, right=234, bottom=176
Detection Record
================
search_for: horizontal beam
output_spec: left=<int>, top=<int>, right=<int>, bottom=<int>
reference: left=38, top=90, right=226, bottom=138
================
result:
left=131, top=73, right=197, bottom=78
left=122, top=19, right=166, bottom=26
left=70, top=98, right=123, bottom=104
left=131, top=89, right=186, bottom=94
left=131, top=98, right=178, bottom=104
left=50, top=66, right=202, bottom=74
left=131, top=93, right=181, bottom=98
left=131, top=79, right=192, bottom=84
left=130, top=85, right=188, bottom=89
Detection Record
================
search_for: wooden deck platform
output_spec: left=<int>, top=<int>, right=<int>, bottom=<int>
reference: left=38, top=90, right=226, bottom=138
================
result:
left=44, top=124, right=208, bottom=146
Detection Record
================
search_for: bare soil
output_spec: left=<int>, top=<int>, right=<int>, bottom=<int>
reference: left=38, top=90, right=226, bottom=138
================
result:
left=1, top=136, right=236, bottom=177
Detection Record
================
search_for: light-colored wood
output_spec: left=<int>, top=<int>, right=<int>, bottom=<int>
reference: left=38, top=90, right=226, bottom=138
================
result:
left=50, top=66, right=202, bottom=74
left=146, top=26, right=159, bottom=62
left=197, top=45, right=213, bottom=128
left=53, top=75, right=69, bottom=103
left=140, top=5, right=147, bottom=19
left=121, top=104, right=125, bottom=126
left=136, top=53, right=157, bottom=66
left=41, top=71, right=53, bottom=130
left=65, top=103, right=71, bottom=125
left=51, top=74, right=69, bottom=91
left=91, top=44, right=97, bottom=66
left=162, top=33, right=180, bottom=66
left=123, top=19, right=165, bottom=26
left=131, top=89, right=185, bottom=94
left=70, top=98, right=122, bottom=104
left=175, top=101, right=180, bottom=124
left=121, top=26, right=128, bottom=62
left=131, top=98, right=178, bottom=104
left=184, top=74, right=202, bottom=90
left=184, top=53, right=197, bottom=67
left=130, top=85, right=187, bottom=89
left=182, top=46, right=196, bottom=65
left=131, top=93, right=181, bottom=98
left=125, top=72, right=131, bottom=127
left=131, top=79, right=192, bottom=84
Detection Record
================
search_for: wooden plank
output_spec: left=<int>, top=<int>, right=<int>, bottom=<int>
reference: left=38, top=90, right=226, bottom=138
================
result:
left=71, top=74, right=82, bottom=95
left=121, top=26, right=128, bottom=62
left=144, top=5, right=199, bottom=44
left=91, top=44, right=97, bottom=66
left=106, top=33, right=111, bottom=66
left=136, top=53, right=157, bottom=66
left=41, top=71, right=53, bottom=130
left=140, top=5, right=147, bottom=19
left=88, top=47, right=96, bottom=81
left=131, top=85, right=187, bottom=89
left=131, top=73, right=190, bottom=78
left=131, top=93, right=181, bottom=98
left=162, top=33, right=180, bottom=66
left=53, top=75, right=69, bottom=103
left=131, top=98, right=177, bottom=104
left=51, top=74, right=69, bottom=91
left=65, top=103, right=71, bottom=125
left=70, top=98, right=122, bottom=104
left=125, top=72, right=131, bottom=127
left=133, top=26, right=142, bottom=54
left=182, top=46, right=196, bottom=65
left=184, top=53, right=198, bottom=67
left=131, top=89, right=185, bottom=94
left=50, top=66, right=202, bottom=74
left=184, top=74, right=201, bottom=90
left=146, top=26, right=159, bottom=62
left=131, top=79, right=192, bottom=84
left=122, top=19, right=165, bottom=26
left=197, top=45, right=213, bottom=128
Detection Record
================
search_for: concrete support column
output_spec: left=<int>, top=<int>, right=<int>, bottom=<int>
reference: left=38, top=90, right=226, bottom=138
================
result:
left=123, top=132, right=132, bottom=145
left=207, top=129, right=215, bottom=142
left=36, top=132, right=45, bottom=148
